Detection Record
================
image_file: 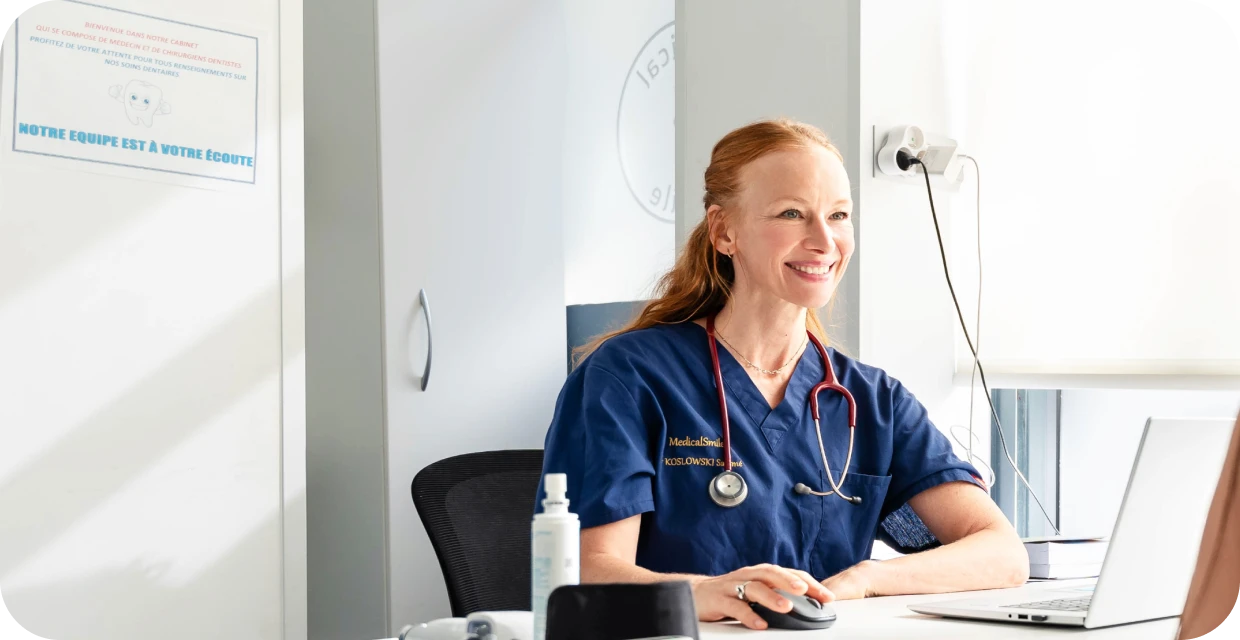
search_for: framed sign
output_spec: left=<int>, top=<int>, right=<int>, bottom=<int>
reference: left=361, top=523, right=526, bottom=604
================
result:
left=4, top=0, right=259, bottom=184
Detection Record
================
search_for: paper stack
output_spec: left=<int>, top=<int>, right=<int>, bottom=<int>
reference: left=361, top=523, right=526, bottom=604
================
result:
left=1023, top=536, right=1109, bottom=580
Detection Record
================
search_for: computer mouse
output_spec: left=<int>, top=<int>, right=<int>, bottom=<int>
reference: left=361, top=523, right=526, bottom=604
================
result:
left=750, top=589, right=837, bottom=630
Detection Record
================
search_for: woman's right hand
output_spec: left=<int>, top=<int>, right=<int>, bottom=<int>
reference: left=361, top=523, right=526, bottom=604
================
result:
left=691, top=564, right=836, bottom=630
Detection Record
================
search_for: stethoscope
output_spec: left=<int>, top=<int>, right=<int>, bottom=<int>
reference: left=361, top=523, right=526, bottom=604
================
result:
left=705, top=315, right=863, bottom=508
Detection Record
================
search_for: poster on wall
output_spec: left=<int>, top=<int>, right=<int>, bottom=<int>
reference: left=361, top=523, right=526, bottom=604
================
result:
left=1, top=0, right=258, bottom=185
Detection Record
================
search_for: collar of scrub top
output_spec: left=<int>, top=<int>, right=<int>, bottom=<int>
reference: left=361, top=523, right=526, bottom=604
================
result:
left=705, top=315, right=858, bottom=476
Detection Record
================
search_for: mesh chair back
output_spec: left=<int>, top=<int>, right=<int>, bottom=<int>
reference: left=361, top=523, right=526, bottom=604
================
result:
left=411, top=449, right=544, bottom=617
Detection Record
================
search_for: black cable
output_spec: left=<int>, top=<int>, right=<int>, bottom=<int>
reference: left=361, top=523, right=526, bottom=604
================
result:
left=906, top=154, right=1061, bottom=536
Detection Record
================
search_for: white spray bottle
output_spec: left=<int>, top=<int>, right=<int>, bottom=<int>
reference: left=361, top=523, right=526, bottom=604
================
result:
left=531, top=473, right=579, bottom=640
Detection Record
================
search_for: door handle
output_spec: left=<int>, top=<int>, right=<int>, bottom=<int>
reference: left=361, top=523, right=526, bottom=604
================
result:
left=418, top=288, right=432, bottom=391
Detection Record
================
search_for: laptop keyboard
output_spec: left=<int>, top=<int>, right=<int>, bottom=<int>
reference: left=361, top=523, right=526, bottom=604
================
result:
left=1002, top=595, right=1092, bottom=612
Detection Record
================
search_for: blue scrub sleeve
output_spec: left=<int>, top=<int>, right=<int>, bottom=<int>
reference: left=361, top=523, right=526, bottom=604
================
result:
left=540, top=364, right=656, bottom=529
left=878, top=383, right=986, bottom=553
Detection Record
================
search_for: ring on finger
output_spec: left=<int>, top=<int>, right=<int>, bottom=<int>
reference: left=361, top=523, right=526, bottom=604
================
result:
left=736, top=580, right=752, bottom=601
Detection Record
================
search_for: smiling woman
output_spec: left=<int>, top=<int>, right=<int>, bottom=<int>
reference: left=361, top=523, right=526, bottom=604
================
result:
left=539, top=119, right=1028, bottom=631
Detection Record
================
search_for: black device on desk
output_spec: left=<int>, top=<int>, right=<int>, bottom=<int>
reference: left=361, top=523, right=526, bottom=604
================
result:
left=750, top=590, right=838, bottom=631
left=546, top=582, right=700, bottom=640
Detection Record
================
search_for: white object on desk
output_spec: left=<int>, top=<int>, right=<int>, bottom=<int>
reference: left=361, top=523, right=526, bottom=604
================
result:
left=1023, top=537, right=1109, bottom=565
left=399, top=618, right=467, bottom=640
left=399, top=611, right=532, bottom=640
left=1029, top=562, right=1101, bottom=580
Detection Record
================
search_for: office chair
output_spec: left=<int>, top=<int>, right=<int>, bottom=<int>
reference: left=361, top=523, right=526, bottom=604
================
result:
left=412, top=449, right=545, bottom=617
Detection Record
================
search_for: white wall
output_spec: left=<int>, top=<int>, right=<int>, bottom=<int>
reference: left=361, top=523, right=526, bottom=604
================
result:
left=0, top=1, right=301, bottom=639
left=858, top=0, right=970, bottom=438
left=563, top=0, right=674, bottom=304
left=675, top=0, right=861, bottom=355
left=935, top=0, right=1240, bottom=377
left=1059, top=389, right=1240, bottom=537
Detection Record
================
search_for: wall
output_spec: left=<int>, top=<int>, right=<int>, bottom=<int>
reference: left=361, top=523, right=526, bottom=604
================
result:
left=674, top=0, right=861, bottom=356
left=562, top=0, right=674, bottom=305
left=857, top=0, right=969, bottom=436
left=860, top=0, right=1240, bottom=384
left=1059, top=389, right=1240, bottom=537
left=935, top=0, right=1240, bottom=378
left=0, top=0, right=301, bottom=638
left=303, top=0, right=388, bottom=637
left=853, top=0, right=994, bottom=544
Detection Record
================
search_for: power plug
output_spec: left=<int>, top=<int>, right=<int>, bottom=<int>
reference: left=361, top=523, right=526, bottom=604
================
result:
left=917, top=143, right=964, bottom=183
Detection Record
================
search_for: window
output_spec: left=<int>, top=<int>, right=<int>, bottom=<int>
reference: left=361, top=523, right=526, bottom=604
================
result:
left=990, top=390, right=1059, bottom=538
left=991, top=388, right=1240, bottom=539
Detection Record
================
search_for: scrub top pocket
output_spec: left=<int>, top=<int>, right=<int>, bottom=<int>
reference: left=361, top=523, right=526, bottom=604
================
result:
left=814, top=472, right=891, bottom=579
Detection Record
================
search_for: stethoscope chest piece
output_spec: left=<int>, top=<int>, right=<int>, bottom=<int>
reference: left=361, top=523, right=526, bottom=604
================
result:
left=709, top=470, right=748, bottom=508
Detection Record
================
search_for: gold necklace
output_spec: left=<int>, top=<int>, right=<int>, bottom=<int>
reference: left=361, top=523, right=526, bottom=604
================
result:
left=715, top=330, right=808, bottom=375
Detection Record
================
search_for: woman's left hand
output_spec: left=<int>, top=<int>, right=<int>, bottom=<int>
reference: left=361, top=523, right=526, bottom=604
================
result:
left=821, top=560, right=877, bottom=600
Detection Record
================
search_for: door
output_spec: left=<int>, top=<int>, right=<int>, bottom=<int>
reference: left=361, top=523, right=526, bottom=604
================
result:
left=375, top=0, right=568, bottom=630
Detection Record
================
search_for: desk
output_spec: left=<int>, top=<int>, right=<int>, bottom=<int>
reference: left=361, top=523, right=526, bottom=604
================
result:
left=384, top=580, right=1180, bottom=640
left=700, top=580, right=1178, bottom=639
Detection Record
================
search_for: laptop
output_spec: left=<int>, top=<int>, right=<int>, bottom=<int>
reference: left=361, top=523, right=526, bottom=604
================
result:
left=909, top=416, right=1236, bottom=628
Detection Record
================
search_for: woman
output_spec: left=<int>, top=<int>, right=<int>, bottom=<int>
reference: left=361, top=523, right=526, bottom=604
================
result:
left=539, top=119, right=1028, bottom=630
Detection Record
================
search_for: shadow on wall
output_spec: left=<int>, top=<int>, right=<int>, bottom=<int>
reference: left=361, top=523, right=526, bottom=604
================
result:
left=565, top=301, right=647, bottom=371
left=1, top=493, right=303, bottom=640
left=0, top=268, right=303, bottom=639
left=0, top=273, right=296, bottom=573
left=0, top=175, right=159, bottom=307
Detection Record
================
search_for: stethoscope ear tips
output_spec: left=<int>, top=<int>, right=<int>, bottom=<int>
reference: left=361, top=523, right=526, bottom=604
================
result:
left=793, top=483, right=812, bottom=495
left=849, top=496, right=863, bottom=505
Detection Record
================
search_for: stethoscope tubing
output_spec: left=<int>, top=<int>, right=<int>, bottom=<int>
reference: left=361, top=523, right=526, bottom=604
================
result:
left=706, top=316, right=734, bottom=471
left=706, top=315, right=862, bottom=504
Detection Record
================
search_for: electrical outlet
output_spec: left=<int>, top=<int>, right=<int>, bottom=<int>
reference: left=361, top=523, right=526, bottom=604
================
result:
left=875, top=124, right=964, bottom=184
left=876, top=124, right=926, bottom=177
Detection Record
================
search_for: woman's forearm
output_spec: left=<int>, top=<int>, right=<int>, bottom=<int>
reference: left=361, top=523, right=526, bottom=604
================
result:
left=582, top=551, right=706, bottom=587
left=857, top=526, right=1029, bottom=596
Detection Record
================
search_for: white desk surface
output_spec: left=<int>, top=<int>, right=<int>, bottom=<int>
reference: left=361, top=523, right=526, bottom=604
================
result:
left=700, top=579, right=1179, bottom=639
left=382, top=580, right=1180, bottom=640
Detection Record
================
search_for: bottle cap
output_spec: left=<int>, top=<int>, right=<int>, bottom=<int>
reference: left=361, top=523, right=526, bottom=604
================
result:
left=546, top=473, right=567, bottom=496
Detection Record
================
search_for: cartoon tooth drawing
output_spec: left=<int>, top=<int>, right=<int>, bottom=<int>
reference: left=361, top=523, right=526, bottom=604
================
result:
left=108, top=80, right=172, bottom=127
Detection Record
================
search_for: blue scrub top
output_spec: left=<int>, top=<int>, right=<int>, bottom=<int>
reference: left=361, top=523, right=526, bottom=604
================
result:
left=537, top=321, right=982, bottom=580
